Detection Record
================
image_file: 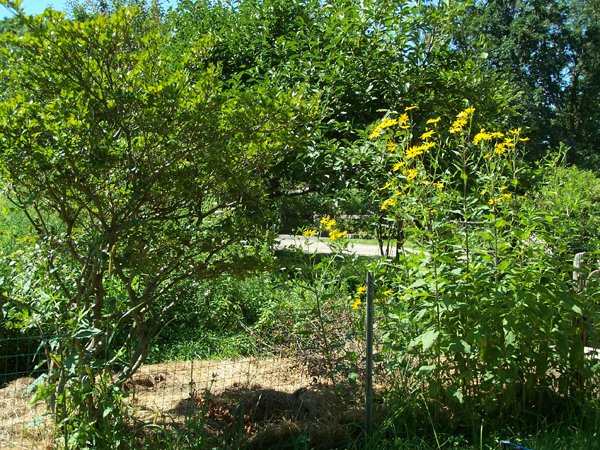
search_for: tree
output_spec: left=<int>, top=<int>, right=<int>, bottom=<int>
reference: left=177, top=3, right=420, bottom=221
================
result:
left=457, top=0, right=600, bottom=171
left=0, top=2, right=317, bottom=443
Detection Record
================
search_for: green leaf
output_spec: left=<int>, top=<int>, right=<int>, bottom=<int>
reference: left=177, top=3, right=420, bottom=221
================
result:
left=448, top=340, right=471, bottom=354
left=497, top=260, right=511, bottom=271
left=420, top=329, right=439, bottom=352
left=449, top=385, right=464, bottom=404
left=73, top=328, right=102, bottom=339
left=417, top=364, right=436, bottom=375
left=26, top=374, right=47, bottom=394
left=504, top=330, right=516, bottom=346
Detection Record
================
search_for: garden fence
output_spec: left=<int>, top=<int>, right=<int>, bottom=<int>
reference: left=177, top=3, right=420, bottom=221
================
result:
left=0, top=327, right=377, bottom=448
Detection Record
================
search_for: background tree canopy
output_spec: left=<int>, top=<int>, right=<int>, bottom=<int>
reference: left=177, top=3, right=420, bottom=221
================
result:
left=457, top=0, right=600, bottom=171
left=168, top=0, right=520, bottom=230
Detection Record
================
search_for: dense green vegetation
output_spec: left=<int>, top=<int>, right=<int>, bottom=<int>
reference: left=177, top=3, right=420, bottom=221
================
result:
left=0, top=0, right=599, bottom=448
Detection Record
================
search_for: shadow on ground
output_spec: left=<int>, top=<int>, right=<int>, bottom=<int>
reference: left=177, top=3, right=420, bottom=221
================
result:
left=169, top=382, right=369, bottom=449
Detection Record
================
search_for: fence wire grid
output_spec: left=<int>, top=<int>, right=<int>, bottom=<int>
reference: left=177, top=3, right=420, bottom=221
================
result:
left=0, top=330, right=375, bottom=450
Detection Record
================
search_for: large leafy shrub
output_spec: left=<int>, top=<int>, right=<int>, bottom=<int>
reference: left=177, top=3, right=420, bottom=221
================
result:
left=0, top=3, right=316, bottom=446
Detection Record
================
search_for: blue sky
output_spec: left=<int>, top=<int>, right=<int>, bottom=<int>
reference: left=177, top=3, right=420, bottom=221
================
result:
left=1, top=0, right=70, bottom=17
left=1, top=1, right=178, bottom=19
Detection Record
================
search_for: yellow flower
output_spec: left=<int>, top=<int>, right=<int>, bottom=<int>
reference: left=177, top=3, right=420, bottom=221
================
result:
left=351, top=298, right=362, bottom=310
left=434, top=182, right=444, bottom=189
left=381, top=198, right=397, bottom=211
left=369, top=128, right=381, bottom=140
left=484, top=153, right=491, bottom=159
left=473, top=130, right=503, bottom=145
left=503, top=138, right=515, bottom=148
left=449, top=107, right=475, bottom=134
left=494, top=143, right=507, bottom=155
left=403, top=168, right=418, bottom=181
left=519, top=137, right=530, bottom=142
left=406, top=145, right=424, bottom=159
left=302, top=229, right=317, bottom=237
left=329, top=228, right=347, bottom=240
left=386, top=140, right=397, bottom=152
left=488, top=194, right=511, bottom=206
left=398, top=113, right=409, bottom=126
left=356, top=285, right=367, bottom=295
left=426, top=117, right=441, bottom=125
left=369, top=116, right=400, bottom=140
left=420, top=129, right=435, bottom=140
left=422, top=141, right=435, bottom=151
left=450, top=119, right=468, bottom=133
left=392, top=161, right=405, bottom=172
left=404, top=106, right=417, bottom=111
left=473, top=129, right=492, bottom=145
left=379, top=180, right=396, bottom=191
left=383, top=289, right=393, bottom=296
left=320, top=215, right=336, bottom=231
left=509, top=127, right=522, bottom=135
left=380, top=116, right=398, bottom=129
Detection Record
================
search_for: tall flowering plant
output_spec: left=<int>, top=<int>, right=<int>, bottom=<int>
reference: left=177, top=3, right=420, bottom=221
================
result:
left=364, top=106, right=597, bottom=420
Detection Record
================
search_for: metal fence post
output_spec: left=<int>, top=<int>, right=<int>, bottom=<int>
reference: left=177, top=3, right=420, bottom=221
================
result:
left=365, top=271, right=374, bottom=436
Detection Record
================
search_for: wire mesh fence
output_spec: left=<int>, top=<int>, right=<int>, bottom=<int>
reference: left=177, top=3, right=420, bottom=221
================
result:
left=1, top=334, right=49, bottom=449
left=0, top=331, right=373, bottom=449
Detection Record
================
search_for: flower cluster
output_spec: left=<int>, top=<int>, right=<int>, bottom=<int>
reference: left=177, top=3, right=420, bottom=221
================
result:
left=403, top=168, right=418, bottom=181
left=449, top=107, right=475, bottom=134
left=369, top=116, right=398, bottom=139
left=472, top=129, right=505, bottom=145
left=369, top=111, right=411, bottom=140
left=420, top=129, right=435, bottom=140
left=405, top=141, right=435, bottom=159
left=351, top=285, right=368, bottom=310
left=320, top=215, right=347, bottom=241
left=329, top=228, right=347, bottom=241
left=381, top=197, right=397, bottom=211
left=392, top=161, right=405, bottom=172
left=370, top=106, right=530, bottom=222
left=320, top=215, right=336, bottom=230
left=488, top=192, right=512, bottom=206
left=494, top=138, right=516, bottom=155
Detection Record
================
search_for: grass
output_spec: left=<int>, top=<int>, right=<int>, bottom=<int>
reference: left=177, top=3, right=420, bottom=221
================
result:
left=353, top=408, right=600, bottom=450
